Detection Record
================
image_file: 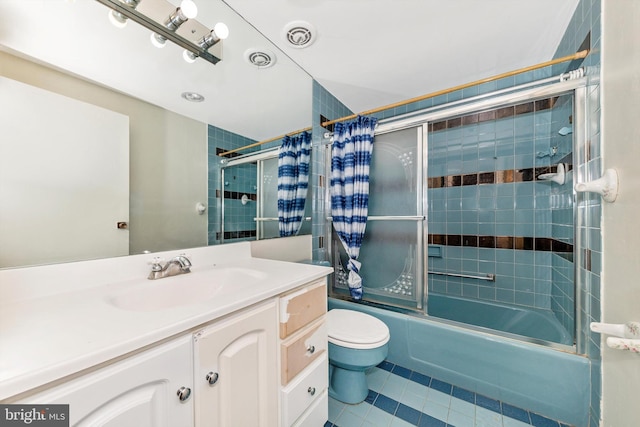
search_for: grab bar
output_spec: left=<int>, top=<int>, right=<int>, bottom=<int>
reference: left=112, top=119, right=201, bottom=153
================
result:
left=428, top=271, right=496, bottom=282
left=327, top=216, right=425, bottom=221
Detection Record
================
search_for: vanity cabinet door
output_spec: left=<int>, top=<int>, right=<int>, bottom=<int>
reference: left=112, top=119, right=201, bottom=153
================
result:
left=193, top=299, right=278, bottom=427
left=18, top=335, right=194, bottom=427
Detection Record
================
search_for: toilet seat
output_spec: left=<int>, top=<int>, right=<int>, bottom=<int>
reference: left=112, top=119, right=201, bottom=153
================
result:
left=327, top=309, right=390, bottom=350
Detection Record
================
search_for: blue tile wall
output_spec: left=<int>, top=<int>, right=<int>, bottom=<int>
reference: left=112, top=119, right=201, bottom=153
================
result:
left=553, top=0, right=602, bottom=425
left=426, top=101, right=569, bottom=311
left=311, top=80, right=353, bottom=262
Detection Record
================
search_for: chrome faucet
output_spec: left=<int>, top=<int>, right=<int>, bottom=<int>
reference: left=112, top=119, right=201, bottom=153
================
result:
left=148, top=254, right=192, bottom=280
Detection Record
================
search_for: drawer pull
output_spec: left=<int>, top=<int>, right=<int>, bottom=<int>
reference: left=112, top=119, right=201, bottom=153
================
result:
left=206, top=371, right=219, bottom=385
left=177, top=386, right=192, bottom=402
left=307, top=386, right=316, bottom=396
left=307, top=345, right=315, bottom=354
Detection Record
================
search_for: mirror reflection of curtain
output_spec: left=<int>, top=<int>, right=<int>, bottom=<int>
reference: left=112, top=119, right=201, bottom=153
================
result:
left=277, top=131, right=311, bottom=237
left=330, top=116, right=378, bottom=300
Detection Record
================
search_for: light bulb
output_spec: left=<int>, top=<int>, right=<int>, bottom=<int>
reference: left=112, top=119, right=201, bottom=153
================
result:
left=183, top=50, right=197, bottom=63
left=214, top=22, right=229, bottom=40
left=179, top=0, right=198, bottom=19
left=108, top=10, right=128, bottom=28
left=150, top=33, right=166, bottom=48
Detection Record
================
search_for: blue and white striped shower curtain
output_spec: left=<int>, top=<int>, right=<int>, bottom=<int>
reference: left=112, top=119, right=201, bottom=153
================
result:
left=330, top=115, right=378, bottom=300
left=277, top=131, right=311, bottom=237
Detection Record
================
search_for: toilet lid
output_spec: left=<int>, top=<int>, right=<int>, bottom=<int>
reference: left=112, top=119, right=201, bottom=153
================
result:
left=327, top=309, right=390, bottom=349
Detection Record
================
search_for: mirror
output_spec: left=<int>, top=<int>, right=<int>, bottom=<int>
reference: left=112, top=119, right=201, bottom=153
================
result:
left=214, top=151, right=312, bottom=245
left=0, top=0, right=313, bottom=269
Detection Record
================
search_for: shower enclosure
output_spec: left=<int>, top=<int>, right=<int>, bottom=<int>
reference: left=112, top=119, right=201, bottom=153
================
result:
left=330, top=78, right=585, bottom=349
left=219, top=149, right=311, bottom=244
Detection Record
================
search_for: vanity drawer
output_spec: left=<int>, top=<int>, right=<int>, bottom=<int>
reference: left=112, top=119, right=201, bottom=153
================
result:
left=281, top=353, right=327, bottom=427
left=279, top=280, right=326, bottom=339
left=292, top=389, right=328, bottom=427
left=281, top=318, right=327, bottom=385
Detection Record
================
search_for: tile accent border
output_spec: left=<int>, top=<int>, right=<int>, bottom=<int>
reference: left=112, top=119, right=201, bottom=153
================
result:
left=215, top=230, right=256, bottom=241
left=215, top=189, right=257, bottom=202
left=428, top=235, right=573, bottom=253
left=427, top=164, right=572, bottom=189
left=428, top=97, right=559, bottom=133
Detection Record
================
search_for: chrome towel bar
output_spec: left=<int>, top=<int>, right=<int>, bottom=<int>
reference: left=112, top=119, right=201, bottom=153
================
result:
left=428, top=271, right=496, bottom=282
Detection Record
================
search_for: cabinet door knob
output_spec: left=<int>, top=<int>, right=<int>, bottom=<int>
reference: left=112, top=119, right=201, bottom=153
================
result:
left=206, top=371, right=219, bottom=385
left=177, top=386, right=192, bottom=402
left=307, top=345, right=315, bottom=354
left=307, top=387, right=316, bottom=396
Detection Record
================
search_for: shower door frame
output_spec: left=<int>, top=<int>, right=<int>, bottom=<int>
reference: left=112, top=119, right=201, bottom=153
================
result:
left=219, top=148, right=279, bottom=244
left=327, top=76, right=589, bottom=352
left=326, top=126, right=427, bottom=310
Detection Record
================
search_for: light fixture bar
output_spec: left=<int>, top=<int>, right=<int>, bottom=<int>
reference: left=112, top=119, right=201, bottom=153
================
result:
left=95, top=0, right=222, bottom=64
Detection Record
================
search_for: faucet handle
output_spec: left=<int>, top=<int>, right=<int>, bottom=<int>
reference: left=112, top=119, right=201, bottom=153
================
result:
left=178, top=253, right=192, bottom=268
left=149, top=256, right=165, bottom=271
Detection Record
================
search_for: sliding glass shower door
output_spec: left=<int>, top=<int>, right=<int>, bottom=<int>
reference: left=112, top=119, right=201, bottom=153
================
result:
left=331, top=126, right=425, bottom=310
left=329, top=80, right=583, bottom=347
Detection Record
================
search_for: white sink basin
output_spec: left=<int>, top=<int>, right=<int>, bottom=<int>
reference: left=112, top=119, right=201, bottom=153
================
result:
left=109, top=267, right=268, bottom=311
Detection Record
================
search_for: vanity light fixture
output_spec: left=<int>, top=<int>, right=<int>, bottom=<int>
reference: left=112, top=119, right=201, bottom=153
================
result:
left=150, top=0, right=198, bottom=48
left=96, top=0, right=223, bottom=65
left=183, top=22, right=229, bottom=63
left=107, top=0, right=141, bottom=28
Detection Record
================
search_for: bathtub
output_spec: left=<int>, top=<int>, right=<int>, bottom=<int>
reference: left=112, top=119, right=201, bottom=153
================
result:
left=328, top=297, right=590, bottom=427
left=427, top=292, right=573, bottom=345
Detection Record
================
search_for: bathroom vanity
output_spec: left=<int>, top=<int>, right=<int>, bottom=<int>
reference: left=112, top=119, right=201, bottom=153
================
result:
left=0, top=242, right=332, bottom=427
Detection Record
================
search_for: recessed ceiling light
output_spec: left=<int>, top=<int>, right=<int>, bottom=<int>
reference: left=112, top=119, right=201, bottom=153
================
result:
left=181, top=92, right=205, bottom=102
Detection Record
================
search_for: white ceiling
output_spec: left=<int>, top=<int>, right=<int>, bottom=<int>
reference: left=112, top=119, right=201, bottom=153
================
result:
left=0, top=0, right=578, bottom=142
left=224, top=0, right=579, bottom=114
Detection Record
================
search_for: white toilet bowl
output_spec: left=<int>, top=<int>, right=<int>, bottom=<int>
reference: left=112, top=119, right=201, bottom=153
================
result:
left=327, top=309, right=390, bottom=404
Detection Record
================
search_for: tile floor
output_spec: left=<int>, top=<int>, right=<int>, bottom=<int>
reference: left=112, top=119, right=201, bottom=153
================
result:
left=325, top=361, right=571, bottom=427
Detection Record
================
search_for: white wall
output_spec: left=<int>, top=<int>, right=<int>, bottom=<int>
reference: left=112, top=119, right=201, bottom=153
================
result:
left=601, top=0, right=640, bottom=424
left=0, top=51, right=208, bottom=260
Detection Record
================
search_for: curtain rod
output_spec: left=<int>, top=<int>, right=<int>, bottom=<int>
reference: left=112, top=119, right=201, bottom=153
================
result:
left=322, top=49, right=589, bottom=127
left=218, top=126, right=312, bottom=157
left=218, top=49, right=588, bottom=157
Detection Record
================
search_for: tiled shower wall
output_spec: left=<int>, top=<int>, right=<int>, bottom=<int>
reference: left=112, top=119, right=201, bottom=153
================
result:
left=549, top=94, right=576, bottom=342
left=207, top=125, right=260, bottom=245
left=317, top=75, right=583, bottom=316
left=553, top=0, right=602, bottom=425
left=426, top=98, right=572, bottom=312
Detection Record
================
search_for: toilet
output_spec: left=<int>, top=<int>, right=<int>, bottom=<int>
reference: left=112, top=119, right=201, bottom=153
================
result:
left=327, top=309, right=390, bottom=404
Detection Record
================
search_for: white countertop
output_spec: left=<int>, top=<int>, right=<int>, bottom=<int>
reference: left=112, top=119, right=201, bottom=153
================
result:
left=0, top=242, right=332, bottom=401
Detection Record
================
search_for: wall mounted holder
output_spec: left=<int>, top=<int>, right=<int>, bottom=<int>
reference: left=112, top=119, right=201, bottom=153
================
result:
left=538, top=163, right=566, bottom=185
left=196, top=202, right=207, bottom=215
left=605, top=337, right=640, bottom=353
left=574, top=168, right=618, bottom=203
left=591, top=321, right=640, bottom=353
left=591, top=321, right=640, bottom=338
